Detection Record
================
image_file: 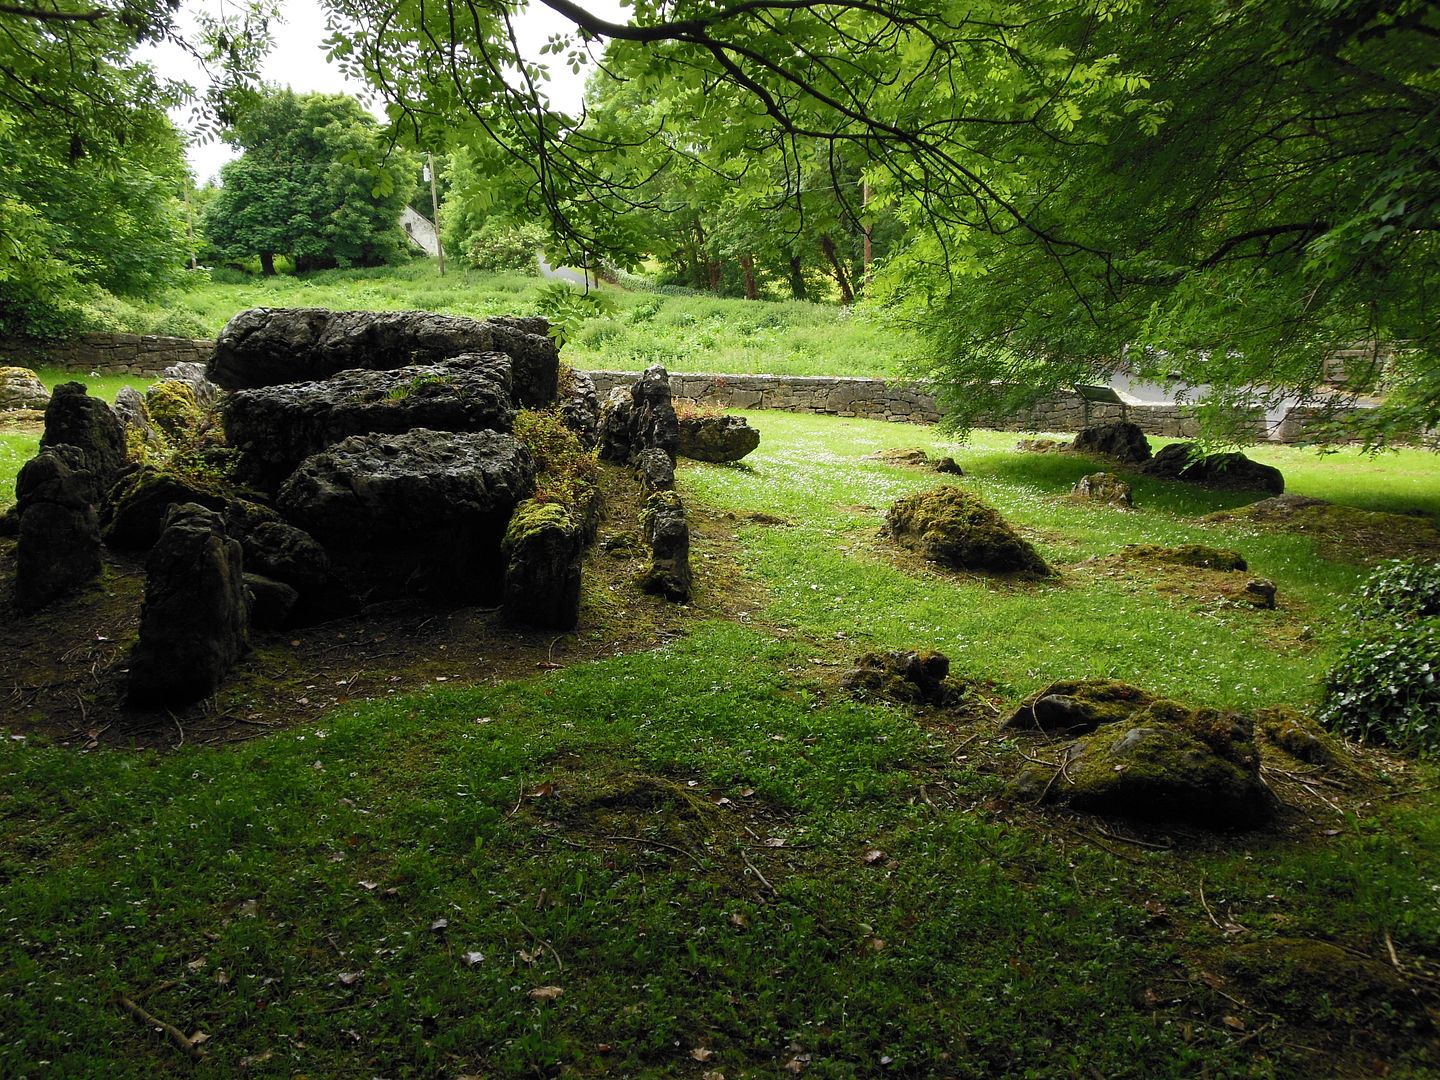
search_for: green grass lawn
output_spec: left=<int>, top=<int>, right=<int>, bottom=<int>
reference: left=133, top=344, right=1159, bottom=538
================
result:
left=2, top=413, right=1438, bottom=1077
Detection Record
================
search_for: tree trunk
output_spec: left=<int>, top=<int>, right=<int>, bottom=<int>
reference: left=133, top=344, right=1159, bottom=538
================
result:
left=788, top=255, right=807, bottom=300
left=740, top=254, right=757, bottom=300
left=820, top=234, right=854, bottom=305
left=706, top=259, right=722, bottom=292
left=259, top=251, right=277, bottom=276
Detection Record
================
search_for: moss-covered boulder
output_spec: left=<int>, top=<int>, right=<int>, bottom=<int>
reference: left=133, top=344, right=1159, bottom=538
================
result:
left=40, top=382, right=127, bottom=484
left=1071, top=472, right=1133, bottom=507
left=501, top=499, right=583, bottom=631
left=842, top=650, right=963, bottom=707
left=1120, top=543, right=1248, bottom=571
left=100, top=466, right=228, bottom=550
left=1004, top=679, right=1155, bottom=734
left=1010, top=698, right=1274, bottom=829
left=885, top=485, right=1051, bottom=576
left=0, top=366, right=49, bottom=411
left=13, top=447, right=102, bottom=612
left=144, top=379, right=205, bottom=442
left=1254, top=705, right=1347, bottom=767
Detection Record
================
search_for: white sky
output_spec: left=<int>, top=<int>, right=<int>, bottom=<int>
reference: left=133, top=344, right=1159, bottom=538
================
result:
left=145, top=0, right=626, bottom=185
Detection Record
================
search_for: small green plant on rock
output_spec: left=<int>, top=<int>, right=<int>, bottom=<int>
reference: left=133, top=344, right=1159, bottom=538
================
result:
left=1321, top=559, right=1440, bottom=755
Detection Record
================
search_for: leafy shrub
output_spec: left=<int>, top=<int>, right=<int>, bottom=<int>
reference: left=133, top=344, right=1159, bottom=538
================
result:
left=462, top=221, right=546, bottom=274
left=144, top=309, right=213, bottom=339
left=1320, top=559, right=1440, bottom=755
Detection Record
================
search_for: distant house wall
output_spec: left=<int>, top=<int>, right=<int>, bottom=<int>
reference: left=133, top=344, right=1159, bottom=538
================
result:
left=400, top=207, right=440, bottom=257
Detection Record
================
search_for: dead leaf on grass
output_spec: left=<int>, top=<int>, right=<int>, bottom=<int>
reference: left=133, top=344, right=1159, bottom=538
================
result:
left=1222, top=1015, right=1246, bottom=1031
left=762, top=837, right=786, bottom=848
left=337, top=971, right=363, bottom=988
left=691, top=1047, right=715, bottom=1061
left=863, top=849, right=885, bottom=865
left=462, top=951, right=485, bottom=967
left=529, top=985, right=564, bottom=1001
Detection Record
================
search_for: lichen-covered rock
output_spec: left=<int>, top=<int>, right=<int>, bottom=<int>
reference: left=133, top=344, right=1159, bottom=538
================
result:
left=1072, top=472, right=1133, bottom=507
left=638, top=489, right=691, bottom=601
left=159, top=361, right=221, bottom=411
left=1072, top=421, right=1152, bottom=464
left=112, top=387, right=165, bottom=453
left=501, top=499, right=583, bottom=630
left=100, top=466, right=228, bottom=550
left=598, top=366, right=680, bottom=465
left=1010, top=699, right=1274, bottom=829
left=886, top=485, right=1051, bottom=576
left=0, top=366, right=49, bottom=411
left=866, top=447, right=931, bottom=465
left=128, top=503, right=249, bottom=706
left=223, top=355, right=515, bottom=486
left=277, top=428, right=536, bottom=602
left=1016, top=438, right=1069, bottom=453
left=558, top=367, right=600, bottom=449
left=13, top=448, right=101, bottom=612
left=678, top=414, right=760, bottom=463
left=1004, top=679, right=1155, bottom=734
left=40, top=382, right=127, bottom=484
left=1141, top=442, right=1284, bottom=493
left=144, top=380, right=205, bottom=442
left=842, top=650, right=961, bottom=707
left=1120, top=544, right=1248, bottom=571
left=1254, top=706, right=1346, bottom=767
left=633, top=447, right=675, bottom=494
left=597, top=386, right=633, bottom=464
left=208, top=308, right=558, bottom=407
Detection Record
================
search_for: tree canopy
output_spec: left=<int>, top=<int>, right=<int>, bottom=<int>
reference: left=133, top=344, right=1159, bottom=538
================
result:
left=321, top=0, right=1440, bottom=443
left=203, top=89, right=418, bottom=274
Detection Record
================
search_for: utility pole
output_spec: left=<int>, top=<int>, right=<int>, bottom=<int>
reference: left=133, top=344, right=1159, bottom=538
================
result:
left=427, top=153, right=445, bottom=276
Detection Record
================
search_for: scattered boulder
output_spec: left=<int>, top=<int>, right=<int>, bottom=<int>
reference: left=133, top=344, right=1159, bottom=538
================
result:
left=1016, top=438, right=1069, bottom=454
left=158, top=361, right=221, bottom=411
left=128, top=503, right=249, bottom=706
left=1010, top=698, right=1274, bottom=828
left=633, top=447, right=675, bottom=494
left=0, top=366, right=49, bottom=411
left=13, top=448, right=102, bottom=612
left=1141, top=442, right=1284, bottom=493
left=112, top=387, right=165, bottom=452
left=638, top=489, right=692, bottom=601
left=1071, top=472, right=1132, bottom=507
left=842, top=650, right=963, bottom=707
left=277, top=429, right=536, bottom=602
left=208, top=308, right=558, bottom=407
left=1120, top=544, right=1248, bottom=571
left=1072, top=421, right=1151, bottom=464
left=244, top=572, right=299, bottom=629
left=678, top=414, right=760, bottom=463
left=1254, top=706, right=1346, bottom=767
left=223, top=355, right=515, bottom=486
left=932, top=456, right=963, bottom=475
left=1238, top=577, right=1277, bottom=609
left=240, top=520, right=332, bottom=594
left=885, top=485, right=1051, bottom=576
left=501, top=499, right=583, bottom=630
left=40, top=382, right=127, bottom=485
left=1004, top=679, right=1155, bottom=735
left=558, top=367, right=600, bottom=449
left=864, top=447, right=960, bottom=474
left=99, top=466, right=228, bottom=550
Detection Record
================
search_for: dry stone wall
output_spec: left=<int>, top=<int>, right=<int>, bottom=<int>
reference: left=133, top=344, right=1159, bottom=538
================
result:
left=0, top=334, right=212, bottom=377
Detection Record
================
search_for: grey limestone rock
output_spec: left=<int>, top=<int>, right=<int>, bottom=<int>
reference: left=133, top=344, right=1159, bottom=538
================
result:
left=13, top=447, right=101, bottom=612
left=677, top=414, right=760, bottom=463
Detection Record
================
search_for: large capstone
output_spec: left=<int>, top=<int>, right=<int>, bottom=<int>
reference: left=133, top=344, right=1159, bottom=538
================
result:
left=501, top=499, right=583, bottom=630
left=885, top=485, right=1051, bottom=576
left=208, top=308, right=558, bottom=407
left=1071, top=421, right=1152, bottom=464
left=1141, top=442, right=1284, bottom=493
left=40, top=382, right=128, bottom=485
left=277, top=428, right=536, bottom=602
left=13, top=447, right=101, bottom=612
left=128, top=503, right=249, bottom=706
left=223, top=355, right=516, bottom=486
left=0, top=366, right=50, bottom=411
left=678, top=414, right=760, bottom=463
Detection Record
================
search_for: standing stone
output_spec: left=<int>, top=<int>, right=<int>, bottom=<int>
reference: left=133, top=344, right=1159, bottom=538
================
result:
left=559, top=368, right=600, bottom=449
left=159, top=361, right=222, bottom=411
left=128, top=503, right=249, bottom=706
left=597, top=386, right=634, bottom=464
left=630, top=365, right=680, bottom=464
left=40, top=382, right=128, bottom=484
left=639, top=490, right=692, bottom=602
left=501, top=499, right=583, bottom=630
left=13, top=448, right=101, bottom=612
left=112, top=387, right=165, bottom=452
left=633, top=448, right=676, bottom=494
left=0, top=366, right=49, bottom=411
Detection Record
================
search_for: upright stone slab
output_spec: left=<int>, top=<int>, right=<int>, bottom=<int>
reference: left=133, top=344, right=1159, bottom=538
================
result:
left=596, top=365, right=680, bottom=465
left=559, top=368, right=600, bottom=449
left=208, top=308, right=558, bottom=407
left=638, top=490, right=692, bottom=602
left=128, top=503, right=249, bottom=706
left=501, top=499, right=583, bottom=630
left=13, top=447, right=101, bottom=612
left=40, top=382, right=127, bottom=485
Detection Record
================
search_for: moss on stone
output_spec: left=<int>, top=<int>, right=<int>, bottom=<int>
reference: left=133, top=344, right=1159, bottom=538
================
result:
left=1254, top=705, right=1347, bottom=767
left=1005, top=678, right=1154, bottom=732
left=1119, top=543, right=1248, bottom=571
left=886, top=484, right=1051, bottom=576
left=504, top=498, right=576, bottom=544
left=144, top=380, right=203, bottom=441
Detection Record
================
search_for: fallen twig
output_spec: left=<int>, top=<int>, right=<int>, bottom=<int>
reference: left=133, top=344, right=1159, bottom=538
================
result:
left=1385, top=930, right=1404, bottom=974
left=739, top=846, right=778, bottom=896
left=114, top=991, right=204, bottom=1061
left=1198, top=876, right=1221, bottom=929
left=515, top=915, right=564, bottom=972
left=1094, top=826, right=1171, bottom=851
left=605, top=834, right=706, bottom=870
